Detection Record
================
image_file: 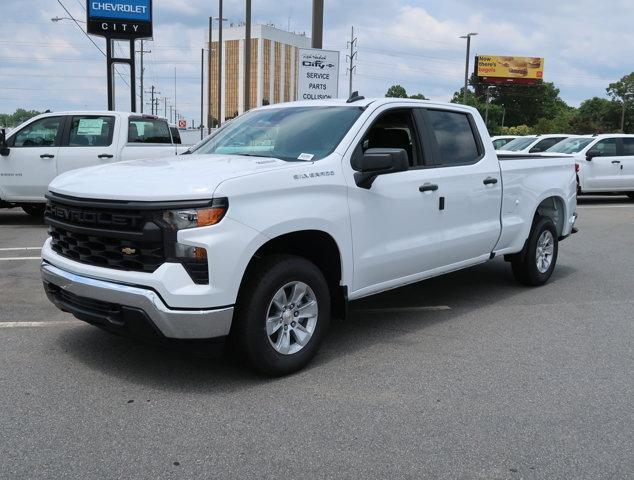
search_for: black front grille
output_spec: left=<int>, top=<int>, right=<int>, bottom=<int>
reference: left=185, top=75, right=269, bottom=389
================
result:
left=49, top=225, right=165, bottom=272
left=45, top=197, right=166, bottom=273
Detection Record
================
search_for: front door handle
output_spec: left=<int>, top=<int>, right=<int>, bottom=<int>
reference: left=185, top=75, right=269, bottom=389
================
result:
left=483, top=177, right=498, bottom=185
left=419, top=183, right=438, bottom=192
left=611, top=160, right=621, bottom=164
left=40, top=153, right=54, bottom=159
left=98, top=153, right=114, bottom=159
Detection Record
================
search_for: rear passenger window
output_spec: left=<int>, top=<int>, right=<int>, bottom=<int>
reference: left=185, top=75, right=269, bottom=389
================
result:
left=128, top=118, right=172, bottom=144
left=621, top=138, right=634, bottom=155
left=68, top=116, right=114, bottom=147
left=427, top=110, right=480, bottom=165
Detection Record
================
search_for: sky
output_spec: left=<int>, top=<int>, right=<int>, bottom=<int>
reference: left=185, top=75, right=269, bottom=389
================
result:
left=1, top=0, right=633, bottom=125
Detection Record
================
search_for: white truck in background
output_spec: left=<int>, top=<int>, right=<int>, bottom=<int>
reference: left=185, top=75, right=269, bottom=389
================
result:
left=40, top=98, right=578, bottom=375
left=0, top=111, right=188, bottom=216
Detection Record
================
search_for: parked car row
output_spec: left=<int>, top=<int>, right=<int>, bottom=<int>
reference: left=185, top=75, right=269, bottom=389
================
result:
left=491, top=133, right=634, bottom=197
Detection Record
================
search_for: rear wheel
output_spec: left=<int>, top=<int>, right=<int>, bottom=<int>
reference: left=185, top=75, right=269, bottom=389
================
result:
left=511, top=216, right=559, bottom=286
left=231, top=255, right=331, bottom=376
left=21, top=204, right=45, bottom=217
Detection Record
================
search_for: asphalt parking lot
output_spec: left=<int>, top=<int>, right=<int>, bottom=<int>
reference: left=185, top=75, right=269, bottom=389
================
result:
left=0, top=197, right=632, bottom=479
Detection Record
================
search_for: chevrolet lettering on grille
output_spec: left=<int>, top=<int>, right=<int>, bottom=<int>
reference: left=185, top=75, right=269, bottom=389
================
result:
left=48, top=205, right=140, bottom=228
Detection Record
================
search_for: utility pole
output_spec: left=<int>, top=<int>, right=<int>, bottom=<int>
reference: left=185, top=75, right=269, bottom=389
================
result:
left=169, top=105, right=173, bottom=124
left=174, top=67, right=177, bottom=122
left=311, top=0, right=324, bottom=48
left=460, top=32, right=477, bottom=104
left=501, top=105, right=506, bottom=128
left=484, top=86, right=492, bottom=125
left=346, top=26, right=357, bottom=97
left=164, top=97, right=167, bottom=119
left=621, top=93, right=633, bottom=133
left=145, top=85, right=159, bottom=115
left=200, top=48, right=204, bottom=139
left=136, top=40, right=151, bottom=113
left=217, top=0, right=224, bottom=127
left=208, top=16, right=213, bottom=132
left=244, top=0, right=252, bottom=112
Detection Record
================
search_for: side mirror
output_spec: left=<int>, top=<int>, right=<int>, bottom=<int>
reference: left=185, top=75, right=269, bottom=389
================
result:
left=0, top=129, right=9, bottom=156
left=586, top=151, right=596, bottom=161
left=529, top=146, right=542, bottom=153
left=352, top=148, right=409, bottom=189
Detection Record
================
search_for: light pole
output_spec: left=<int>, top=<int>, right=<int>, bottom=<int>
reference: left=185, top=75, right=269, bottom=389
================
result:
left=460, top=32, right=477, bottom=104
left=51, top=16, right=85, bottom=23
left=620, top=92, right=633, bottom=133
left=484, top=85, right=493, bottom=125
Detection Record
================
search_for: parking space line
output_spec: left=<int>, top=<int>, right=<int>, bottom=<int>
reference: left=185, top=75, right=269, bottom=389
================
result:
left=355, top=306, right=451, bottom=313
left=0, top=320, right=81, bottom=328
left=0, top=247, right=41, bottom=251
left=0, top=257, right=42, bottom=261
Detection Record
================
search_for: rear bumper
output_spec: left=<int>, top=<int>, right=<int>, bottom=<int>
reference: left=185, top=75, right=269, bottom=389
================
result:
left=41, top=262, right=233, bottom=340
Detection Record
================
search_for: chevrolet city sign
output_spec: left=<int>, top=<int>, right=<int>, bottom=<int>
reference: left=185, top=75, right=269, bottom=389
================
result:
left=87, top=0, right=153, bottom=39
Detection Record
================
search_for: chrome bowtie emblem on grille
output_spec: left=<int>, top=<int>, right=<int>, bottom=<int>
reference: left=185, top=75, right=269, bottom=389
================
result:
left=121, top=247, right=136, bottom=255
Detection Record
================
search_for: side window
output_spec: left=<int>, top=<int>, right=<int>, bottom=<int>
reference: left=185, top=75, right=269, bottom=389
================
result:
left=68, top=116, right=115, bottom=147
left=128, top=118, right=172, bottom=144
left=426, top=110, right=480, bottom=166
left=170, top=127, right=182, bottom=144
left=588, top=138, right=618, bottom=157
left=621, top=138, right=634, bottom=155
left=530, top=137, right=564, bottom=153
left=360, top=109, right=420, bottom=167
left=11, top=117, right=62, bottom=148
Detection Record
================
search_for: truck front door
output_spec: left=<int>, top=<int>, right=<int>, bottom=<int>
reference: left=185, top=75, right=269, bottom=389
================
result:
left=584, top=138, right=620, bottom=191
left=345, top=106, right=447, bottom=294
left=0, top=116, right=63, bottom=201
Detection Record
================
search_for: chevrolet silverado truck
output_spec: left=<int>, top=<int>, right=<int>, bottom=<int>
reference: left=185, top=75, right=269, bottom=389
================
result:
left=0, top=111, right=187, bottom=215
left=40, top=97, right=577, bottom=375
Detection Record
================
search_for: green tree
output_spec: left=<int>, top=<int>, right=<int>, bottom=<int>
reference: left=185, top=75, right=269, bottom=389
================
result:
left=0, top=108, right=41, bottom=128
left=385, top=85, right=408, bottom=98
left=575, top=97, right=622, bottom=133
left=409, top=93, right=427, bottom=100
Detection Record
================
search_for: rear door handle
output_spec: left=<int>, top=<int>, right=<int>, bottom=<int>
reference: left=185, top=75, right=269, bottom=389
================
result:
left=419, top=183, right=438, bottom=192
left=611, top=160, right=621, bottom=164
left=98, top=153, right=114, bottom=159
left=483, top=177, right=498, bottom=185
left=40, top=153, right=54, bottom=159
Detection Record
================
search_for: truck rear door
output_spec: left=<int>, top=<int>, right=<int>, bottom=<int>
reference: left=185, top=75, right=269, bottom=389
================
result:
left=55, top=115, right=118, bottom=175
left=121, top=117, right=177, bottom=161
left=418, top=107, right=502, bottom=265
left=584, top=138, right=620, bottom=191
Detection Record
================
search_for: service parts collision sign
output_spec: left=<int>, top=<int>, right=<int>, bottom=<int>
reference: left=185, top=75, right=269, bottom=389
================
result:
left=87, top=0, right=153, bottom=39
left=297, top=49, right=340, bottom=100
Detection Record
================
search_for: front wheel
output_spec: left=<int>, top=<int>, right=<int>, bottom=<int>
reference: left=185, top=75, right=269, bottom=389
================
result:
left=22, top=204, right=46, bottom=217
left=511, top=216, right=559, bottom=286
left=231, top=255, right=331, bottom=376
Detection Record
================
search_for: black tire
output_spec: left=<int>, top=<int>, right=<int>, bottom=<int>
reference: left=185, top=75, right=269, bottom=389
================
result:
left=627, top=193, right=634, bottom=200
left=511, top=216, right=559, bottom=286
left=21, top=204, right=46, bottom=217
left=231, top=255, right=331, bottom=376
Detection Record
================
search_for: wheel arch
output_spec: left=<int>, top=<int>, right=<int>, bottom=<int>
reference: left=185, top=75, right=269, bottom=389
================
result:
left=239, top=229, right=348, bottom=319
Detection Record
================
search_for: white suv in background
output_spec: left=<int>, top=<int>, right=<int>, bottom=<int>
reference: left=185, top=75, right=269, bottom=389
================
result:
left=547, top=134, right=634, bottom=197
left=500, top=134, right=573, bottom=153
left=490, top=135, right=518, bottom=150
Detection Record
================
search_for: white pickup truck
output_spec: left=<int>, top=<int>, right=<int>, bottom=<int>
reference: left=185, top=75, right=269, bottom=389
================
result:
left=0, top=111, right=187, bottom=215
left=40, top=97, right=577, bottom=375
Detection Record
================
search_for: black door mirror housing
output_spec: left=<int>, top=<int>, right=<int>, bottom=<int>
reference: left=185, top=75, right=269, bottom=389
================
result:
left=0, top=129, right=9, bottom=156
left=353, top=148, right=409, bottom=189
left=586, top=151, right=596, bottom=161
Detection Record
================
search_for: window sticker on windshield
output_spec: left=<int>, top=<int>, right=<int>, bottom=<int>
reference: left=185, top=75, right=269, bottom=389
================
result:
left=77, top=118, right=104, bottom=135
left=298, top=153, right=314, bottom=161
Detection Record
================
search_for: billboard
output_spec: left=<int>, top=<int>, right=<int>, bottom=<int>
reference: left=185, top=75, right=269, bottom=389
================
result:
left=476, top=55, right=544, bottom=84
left=297, top=49, right=340, bottom=100
left=87, top=0, right=153, bottom=39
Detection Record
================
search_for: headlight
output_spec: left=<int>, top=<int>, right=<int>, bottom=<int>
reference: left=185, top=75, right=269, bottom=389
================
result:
left=162, top=198, right=228, bottom=230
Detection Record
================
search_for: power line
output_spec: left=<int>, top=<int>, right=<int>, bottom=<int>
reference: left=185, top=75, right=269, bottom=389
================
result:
left=55, top=0, right=130, bottom=88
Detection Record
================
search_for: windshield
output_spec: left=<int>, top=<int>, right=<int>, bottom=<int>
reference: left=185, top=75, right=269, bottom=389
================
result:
left=192, top=106, right=364, bottom=161
left=546, top=137, right=593, bottom=153
left=500, top=136, right=537, bottom=151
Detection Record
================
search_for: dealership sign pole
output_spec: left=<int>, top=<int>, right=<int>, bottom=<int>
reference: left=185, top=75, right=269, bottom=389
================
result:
left=86, top=0, right=153, bottom=111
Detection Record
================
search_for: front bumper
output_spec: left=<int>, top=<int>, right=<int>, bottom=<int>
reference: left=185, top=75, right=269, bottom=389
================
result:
left=41, top=262, right=233, bottom=340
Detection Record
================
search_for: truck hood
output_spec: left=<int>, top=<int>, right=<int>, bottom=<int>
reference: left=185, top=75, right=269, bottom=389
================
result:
left=48, top=154, right=298, bottom=201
